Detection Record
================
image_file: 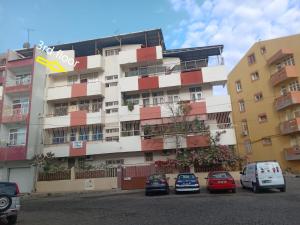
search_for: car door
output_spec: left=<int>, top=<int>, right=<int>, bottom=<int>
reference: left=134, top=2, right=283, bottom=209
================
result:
left=244, top=165, right=253, bottom=187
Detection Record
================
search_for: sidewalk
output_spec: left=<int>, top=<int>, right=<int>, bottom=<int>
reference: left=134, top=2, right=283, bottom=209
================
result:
left=21, top=188, right=143, bottom=200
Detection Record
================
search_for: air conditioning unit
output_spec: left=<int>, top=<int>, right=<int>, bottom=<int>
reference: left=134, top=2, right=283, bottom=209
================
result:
left=241, top=130, right=248, bottom=136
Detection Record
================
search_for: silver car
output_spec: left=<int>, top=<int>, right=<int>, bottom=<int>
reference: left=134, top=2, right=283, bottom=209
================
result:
left=0, top=182, right=20, bottom=225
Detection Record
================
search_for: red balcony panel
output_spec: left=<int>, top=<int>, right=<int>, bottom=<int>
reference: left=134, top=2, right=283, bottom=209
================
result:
left=0, top=146, right=27, bottom=161
left=74, top=56, right=87, bottom=71
left=6, top=58, right=33, bottom=69
left=267, top=48, right=293, bottom=65
left=284, top=146, right=300, bottom=160
left=187, top=101, right=206, bottom=115
left=0, top=76, right=4, bottom=84
left=186, top=135, right=209, bottom=148
left=5, top=84, right=31, bottom=93
left=180, top=70, right=203, bottom=86
left=279, top=118, right=300, bottom=135
left=275, top=91, right=300, bottom=111
left=270, top=66, right=298, bottom=86
left=141, top=138, right=164, bottom=151
left=71, top=83, right=87, bottom=98
left=138, top=76, right=159, bottom=90
left=140, top=106, right=161, bottom=120
left=2, top=114, right=29, bottom=124
left=69, top=141, right=87, bottom=157
left=136, top=47, right=157, bottom=62
left=70, top=111, right=86, bottom=126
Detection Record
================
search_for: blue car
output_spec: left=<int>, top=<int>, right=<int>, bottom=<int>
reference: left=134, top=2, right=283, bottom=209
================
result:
left=175, top=173, right=200, bottom=193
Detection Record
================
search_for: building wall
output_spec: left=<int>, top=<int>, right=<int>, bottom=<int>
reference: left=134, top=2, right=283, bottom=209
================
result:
left=228, top=34, right=300, bottom=172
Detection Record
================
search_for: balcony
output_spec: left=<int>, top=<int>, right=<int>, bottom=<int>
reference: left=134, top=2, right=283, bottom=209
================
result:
left=2, top=108, right=29, bottom=123
left=275, top=92, right=300, bottom=111
left=270, top=65, right=298, bottom=86
left=267, top=48, right=293, bottom=65
left=141, top=138, right=164, bottom=151
left=5, top=76, right=32, bottom=94
left=284, top=146, right=300, bottom=160
left=119, top=46, right=163, bottom=65
left=6, top=58, right=33, bottom=69
left=0, top=146, right=27, bottom=161
left=206, top=96, right=232, bottom=113
left=47, top=81, right=104, bottom=101
left=279, top=118, right=300, bottom=135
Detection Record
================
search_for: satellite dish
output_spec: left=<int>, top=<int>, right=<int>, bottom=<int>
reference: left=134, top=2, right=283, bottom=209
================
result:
left=23, top=42, right=30, bottom=48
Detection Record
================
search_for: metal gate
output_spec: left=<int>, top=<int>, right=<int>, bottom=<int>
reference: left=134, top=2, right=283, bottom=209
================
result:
left=121, top=164, right=155, bottom=190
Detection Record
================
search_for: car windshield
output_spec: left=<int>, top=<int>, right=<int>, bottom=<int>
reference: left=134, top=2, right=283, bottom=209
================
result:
left=177, top=174, right=196, bottom=180
left=209, top=172, right=231, bottom=179
left=149, top=174, right=165, bottom=180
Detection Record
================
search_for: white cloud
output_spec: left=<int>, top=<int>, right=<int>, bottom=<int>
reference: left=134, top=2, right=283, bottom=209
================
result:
left=168, top=0, right=300, bottom=68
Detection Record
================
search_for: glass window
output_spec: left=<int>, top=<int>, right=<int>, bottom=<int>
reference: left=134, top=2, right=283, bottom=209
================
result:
left=153, top=92, right=164, bottom=105
left=251, top=71, right=259, bottom=81
left=254, top=92, right=263, bottom=102
left=235, top=81, right=242, bottom=92
left=189, top=87, right=202, bottom=101
left=247, top=53, right=256, bottom=65
left=92, top=125, right=103, bottom=141
left=70, top=128, right=77, bottom=142
left=289, top=81, right=300, bottom=92
left=79, top=127, right=89, bottom=141
left=52, top=129, right=66, bottom=144
left=142, top=93, right=150, bottom=107
left=68, top=75, right=78, bottom=85
left=92, top=99, right=102, bottom=112
left=9, top=128, right=26, bottom=146
left=239, top=100, right=245, bottom=112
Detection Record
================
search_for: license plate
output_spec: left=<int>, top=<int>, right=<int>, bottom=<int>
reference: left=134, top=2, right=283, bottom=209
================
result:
left=262, top=180, right=271, bottom=183
left=218, top=181, right=226, bottom=184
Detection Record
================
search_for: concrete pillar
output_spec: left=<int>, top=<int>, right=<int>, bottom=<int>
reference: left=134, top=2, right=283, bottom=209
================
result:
left=71, top=167, right=75, bottom=180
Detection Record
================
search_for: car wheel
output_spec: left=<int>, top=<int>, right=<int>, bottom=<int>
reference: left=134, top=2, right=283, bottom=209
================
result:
left=7, top=215, right=17, bottom=225
left=280, top=187, right=286, bottom=192
left=145, top=192, right=149, bottom=196
left=232, top=188, right=237, bottom=193
left=165, top=189, right=170, bottom=195
left=252, top=183, right=258, bottom=193
left=0, top=195, right=12, bottom=213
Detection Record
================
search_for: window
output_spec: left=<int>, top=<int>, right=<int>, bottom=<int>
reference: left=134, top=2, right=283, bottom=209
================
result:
left=105, top=101, right=119, bottom=107
left=145, top=152, right=153, bottom=162
left=121, top=121, right=140, bottom=136
left=238, top=100, right=245, bottom=112
left=106, top=159, right=124, bottom=165
left=106, top=128, right=119, bottom=133
left=91, top=99, right=102, bottom=112
left=258, top=113, right=268, bottom=123
left=54, top=103, right=68, bottom=116
left=52, top=129, right=66, bottom=144
left=79, top=127, right=89, bottom=141
left=9, top=128, right=26, bottom=146
left=70, top=128, right=77, bottom=142
left=68, top=75, right=78, bottom=85
left=260, top=46, right=266, bottom=55
left=105, top=75, right=118, bottom=81
left=167, top=90, right=179, bottom=103
left=241, top=120, right=249, bottom=136
left=153, top=92, right=164, bottom=105
left=92, top=125, right=103, bottom=141
left=247, top=53, right=256, bottom=65
left=80, top=74, right=88, bottom=83
left=235, top=81, right=242, bottom=92
left=105, top=82, right=118, bottom=87
left=254, top=92, right=263, bottom=102
left=106, top=108, right=118, bottom=114
left=142, top=93, right=150, bottom=107
left=262, top=137, right=272, bottom=145
left=15, top=74, right=31, bottom=85
left=280, top=85, right=287, bottom=96
left=105, top=48, right=120, bottom=56
left=276, top=56, right=295, bottom=71
left=78, top=100, right=90, bottom=111
left=288, top=80, right=300, bottom=92
left=105, top=136, right=119, bottom=142
left=12, top=97, right=29, bottom=115
left=244, top=140, right=252, bottom=154
left=124, top=94, right=140, bottom=105
left=189, top=87, right=202, bottom=101
left=251, top=71, right=259, bottom=81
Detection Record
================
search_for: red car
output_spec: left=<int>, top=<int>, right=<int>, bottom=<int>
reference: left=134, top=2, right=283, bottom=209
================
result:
left=206, top=171, right=236, bottom=193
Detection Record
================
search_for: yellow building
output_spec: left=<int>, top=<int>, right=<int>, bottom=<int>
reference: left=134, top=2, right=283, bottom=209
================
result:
left=228, top=34, right=300, bottom=172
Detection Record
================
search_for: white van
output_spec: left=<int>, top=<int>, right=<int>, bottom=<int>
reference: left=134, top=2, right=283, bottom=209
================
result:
left=240, top=161, right=286, bottom=193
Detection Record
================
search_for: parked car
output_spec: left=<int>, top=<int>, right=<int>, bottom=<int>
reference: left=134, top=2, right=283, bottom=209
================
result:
left=206, top=171, right=236, bottom=193
left=240, top=161, right=286, bottom=193
left=145, top=174, right=169, bottom=195
left=175, top=173, right=200, bottom=193
left=0, top=182, right=20, bottom=225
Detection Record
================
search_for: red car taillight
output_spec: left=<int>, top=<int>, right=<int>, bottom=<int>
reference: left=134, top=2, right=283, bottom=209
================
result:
left=15, top=183, right=20, bottom=195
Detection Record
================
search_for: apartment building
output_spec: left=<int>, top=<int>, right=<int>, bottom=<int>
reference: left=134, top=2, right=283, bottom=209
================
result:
left=228, top=34, right=300, bottom=172
left=0, top=29, right=236, bottom=192
left=0, top=48, right=47, bottom=192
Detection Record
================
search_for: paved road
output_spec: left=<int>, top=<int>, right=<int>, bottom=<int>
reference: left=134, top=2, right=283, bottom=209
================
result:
left=12, top=178, right=300, bottom=225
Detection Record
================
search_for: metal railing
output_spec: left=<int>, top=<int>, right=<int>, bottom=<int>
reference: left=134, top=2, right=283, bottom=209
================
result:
left=6, top=76, right=32, bottom=87
left=51, top=103, right=102, bottom=117
left=38, top=170, right=71, bottom=181
left=124, top=59, right=208, bottom=77
left=2, top=107, right=29, bottom=117
left=75, top=168, right=117, bottom=179
left=44, top=133, right=104, bottom=145
left=121, top=130, right=140, bottom=137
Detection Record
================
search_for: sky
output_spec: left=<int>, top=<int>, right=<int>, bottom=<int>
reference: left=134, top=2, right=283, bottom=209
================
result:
left=0, top=0, right=300, bottom=70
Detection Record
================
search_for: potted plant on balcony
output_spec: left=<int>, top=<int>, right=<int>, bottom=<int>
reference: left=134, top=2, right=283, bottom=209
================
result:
left=127, top=101, right=134, bottom=112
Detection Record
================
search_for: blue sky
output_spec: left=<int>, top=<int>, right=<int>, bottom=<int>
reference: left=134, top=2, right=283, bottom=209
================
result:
left=0, top=0, right=299, bottom=69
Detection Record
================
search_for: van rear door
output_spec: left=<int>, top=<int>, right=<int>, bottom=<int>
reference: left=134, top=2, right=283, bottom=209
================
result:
left=256, top=162, right=285, bottom=186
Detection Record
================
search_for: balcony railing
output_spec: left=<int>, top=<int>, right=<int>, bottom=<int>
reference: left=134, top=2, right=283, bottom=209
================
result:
left=125, top=59, right=208, bottom=77
left=121, top=130, right=140, bottom=137
left=270, top=65, right=297, bottom=86
left=50, top=103, right=102, bottom=117
left=279, top=118, right=300, bottom=135
left=44, top=133, right=104, bottom=145
left=275, top=91, right=300, bottom=111
left=284, top=146, right=300, bottom=161
left=6, top=76, right=32, bottom=87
